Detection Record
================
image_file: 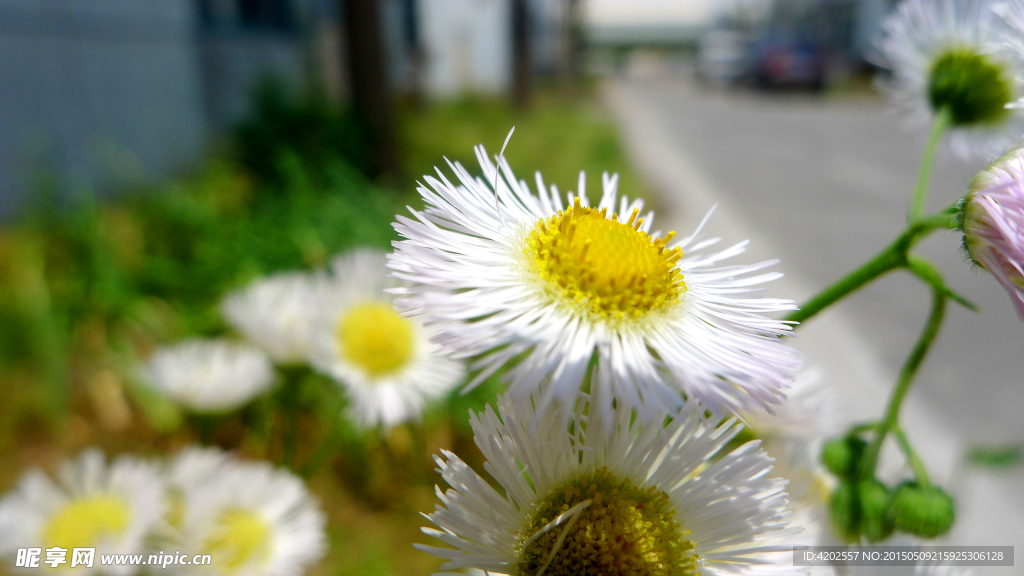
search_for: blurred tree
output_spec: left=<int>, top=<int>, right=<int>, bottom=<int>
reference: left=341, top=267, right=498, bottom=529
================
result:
left=558, top=0, right=582, bottom=95
left=341, top=0, right=400, bottom=181
left=512, top=0, right=532, bottom=110
left=234, top=79, right=374, bottom=186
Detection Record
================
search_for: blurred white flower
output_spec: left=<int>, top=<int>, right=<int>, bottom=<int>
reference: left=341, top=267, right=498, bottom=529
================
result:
left=159, top=446, right=234, bottom=535
left=875, top=0, right=1024, bottom=159
left=389, top=147, right=800, bottom=420
left=741, top=367, right=842, bottom=502
left=221, top=272, right=322, bottom=364
left=0, top=449, right=166, bottom=576
left=308, top=249, right=465, bottom=429
left=962, top=147, right=1024, bottom=319
left=142, top=340, right=275, bottom=413
left=417, top=388, right=801, bottom=576
left=168, top=456, right=326, bottom=576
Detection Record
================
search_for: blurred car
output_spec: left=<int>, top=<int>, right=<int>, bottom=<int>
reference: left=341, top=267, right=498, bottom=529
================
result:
left=750, top=32, right=829, bottom=90
left=696, top=30, right=750, bottom=86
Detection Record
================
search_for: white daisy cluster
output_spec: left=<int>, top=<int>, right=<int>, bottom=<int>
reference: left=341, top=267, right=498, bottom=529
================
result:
left=143, top=249, right=465, bottom=429
left=385, top=138, right=819, bottom=574
left=0, top=448, right=326, bottom=576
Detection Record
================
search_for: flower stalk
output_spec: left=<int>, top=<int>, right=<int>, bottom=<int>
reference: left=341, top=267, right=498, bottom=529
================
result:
left=859, top=282, right=946, bottom=481
left=909, top=107, right=952, bottom=222
left=786, top=208, right=958, bottom=325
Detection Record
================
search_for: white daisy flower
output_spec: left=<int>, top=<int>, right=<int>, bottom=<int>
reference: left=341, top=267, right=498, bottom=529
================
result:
left=167, top=447, right=232, bottom=494
left=739, top=367, right=841, bottom=502
left=416, top=382, right=800, bottom=576
left=221, top=272, right=322, bottom=364
left=875, top=0, right=1024, bottom=159
left=308, top=248, right=466, bottom=429
left=141, top=340, right=275, bottom=413
left=161, top=447, right=233, bottom=533
left=389, top=147, right=800, bottom=419
left=169, top=457, right=326, bottom=576
left=0, top=449, right=166, bottom=575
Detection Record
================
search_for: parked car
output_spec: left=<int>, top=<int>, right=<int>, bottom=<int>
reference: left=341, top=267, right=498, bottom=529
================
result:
left=750, top=32, right=829, bottom=90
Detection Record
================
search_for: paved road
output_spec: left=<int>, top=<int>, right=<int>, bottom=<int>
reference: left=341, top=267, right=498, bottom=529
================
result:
left=605, top=75, right=1024, bottom=561
left=610, top=76, right=1024, bottom=446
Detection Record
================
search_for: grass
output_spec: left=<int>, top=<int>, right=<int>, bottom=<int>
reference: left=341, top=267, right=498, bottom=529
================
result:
left=0, top=89, right=650, bottom=576
left=399, top=92, right=653, bottom=210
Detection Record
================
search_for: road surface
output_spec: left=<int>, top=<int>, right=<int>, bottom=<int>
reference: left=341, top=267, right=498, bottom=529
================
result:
left=604, top=74, right=1024, bottom=561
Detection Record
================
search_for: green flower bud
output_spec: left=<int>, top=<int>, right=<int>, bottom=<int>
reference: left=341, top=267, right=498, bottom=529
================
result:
left=822, top=436, right=867, bottom=479
left=928, top=49, right=1013, bottom=126
left=829, top=481, right=861, bottom=543
left=859, top=480, right=895, bottom=543
left=888, top=482, right=956, bottom=538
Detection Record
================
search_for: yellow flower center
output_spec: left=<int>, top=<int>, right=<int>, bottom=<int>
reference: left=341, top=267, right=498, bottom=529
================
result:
left=526, top=198, right=684, bottom=321
left=166, top=492, right=186, bottom=530
left=514, top=467, right=697, bottom=576
left=43, top=495, right=131, bottom=550
left=338, top=301, right=415, bottom=377
left=204, top=508, right=271, bottom=571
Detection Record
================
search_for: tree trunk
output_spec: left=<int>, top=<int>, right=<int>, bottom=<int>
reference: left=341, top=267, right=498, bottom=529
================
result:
left=511, top=0, right=532, bottom=110
left=558, top=0, right=580, bottom=95
left=342, top=0, right=399, bottom=181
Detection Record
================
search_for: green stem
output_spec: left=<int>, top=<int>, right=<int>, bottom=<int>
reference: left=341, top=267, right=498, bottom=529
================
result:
left=278, top=367, right=306, bottom=467
left=848, top=421, right=878, bottom=436
left=893, top=426, right=933, bottom=490
left=299, top=397, right=349, bottom=478
left=909, top=107, right=952, bottom=222
left=787, top=209, right=958, bottom=326
left=860, top=284, right=947, bottom=480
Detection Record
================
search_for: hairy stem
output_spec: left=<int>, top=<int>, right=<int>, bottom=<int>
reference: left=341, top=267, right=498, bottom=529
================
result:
left=787, top=209, right=957, bottom=327
left=860, top=284, right=947, bottom=480
left=894, top=426, right=933, bottom=490
left=909, top=107, right=952, bottom=222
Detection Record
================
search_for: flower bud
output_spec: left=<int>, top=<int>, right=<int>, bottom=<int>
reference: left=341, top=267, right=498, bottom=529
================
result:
left=822, top=436, right=867, bottom=479
left=859, top=480, right=895, bottom=542
left=829, top=481, right=861, bottom=543
left=888, top=482, right=956, bottom=538
left=962, top=149, right=1024, bottom=319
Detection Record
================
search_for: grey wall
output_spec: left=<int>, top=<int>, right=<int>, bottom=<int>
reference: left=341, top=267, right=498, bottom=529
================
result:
left=0, top=0, right=208, bottom=216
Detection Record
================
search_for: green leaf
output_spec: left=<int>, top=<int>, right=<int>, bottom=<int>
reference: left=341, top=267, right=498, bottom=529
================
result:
left=966, top=445, right=1023, bottom=469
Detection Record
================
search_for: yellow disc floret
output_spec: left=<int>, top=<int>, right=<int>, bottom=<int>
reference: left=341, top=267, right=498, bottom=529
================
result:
left=514, top=467, right=697, bottom=576
left=526, top=198, right=684, bottom=321
left=338, top=301, right=415, bottom=377
left=43, top=495, right=131, bottom=550
left=204, top=508, right=271, bottom=571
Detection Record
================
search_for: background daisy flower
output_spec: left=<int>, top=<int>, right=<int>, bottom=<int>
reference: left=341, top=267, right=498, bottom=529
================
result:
left=221, top=272, right=323, bottom=364
left=308, top=248, right=465, bottom=429
left=389, top=146, right=800, bottom=419
left=141, top=340, right=275, bottom=414
left=0, top=449, right=166, bottom=576
left=416, top=384, right=800, bottom=576
left=875, top=0, right=1024, bottom=159
left=169, top=457, right=326, bottom=576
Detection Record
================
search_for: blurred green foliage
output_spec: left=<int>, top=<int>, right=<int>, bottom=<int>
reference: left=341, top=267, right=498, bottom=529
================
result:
left=0, top=87, right=648, bottom=576
left=400, top=93, right=654, bottom=210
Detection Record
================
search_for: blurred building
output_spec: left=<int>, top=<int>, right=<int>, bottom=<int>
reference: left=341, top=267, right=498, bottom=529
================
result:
left=584, top=0, right=718, bottom=46
left=0, top=0, right=570, bottom=216
left=0, top=0, right=336, bottom=217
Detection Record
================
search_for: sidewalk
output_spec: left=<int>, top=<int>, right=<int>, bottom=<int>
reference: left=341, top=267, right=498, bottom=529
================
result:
left=603, top=77, right=1023, bottom=571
